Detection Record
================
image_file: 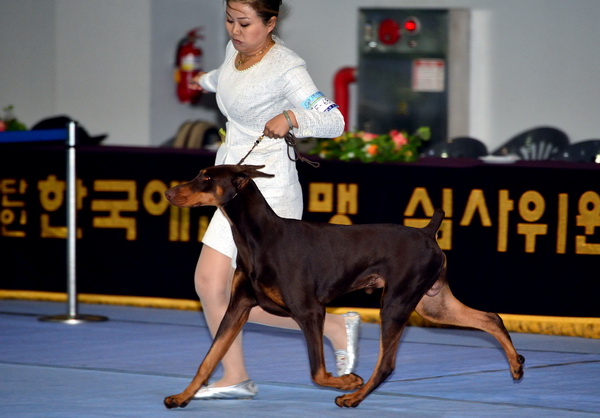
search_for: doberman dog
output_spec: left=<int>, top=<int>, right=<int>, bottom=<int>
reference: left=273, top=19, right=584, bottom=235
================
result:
left=163, top=164, right=524, bottom=409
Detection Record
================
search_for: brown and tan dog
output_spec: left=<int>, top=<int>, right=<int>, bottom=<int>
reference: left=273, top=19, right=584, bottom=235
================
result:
left=163, top=164, right=524, bottom=409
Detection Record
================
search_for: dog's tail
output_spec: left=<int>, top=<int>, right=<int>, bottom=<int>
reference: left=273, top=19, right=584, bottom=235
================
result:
left=422, top=208, right=445, bottom=237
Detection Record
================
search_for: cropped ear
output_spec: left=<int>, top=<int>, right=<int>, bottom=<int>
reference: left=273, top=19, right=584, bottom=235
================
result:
left=232, top=174, right=250, bottom=191
left=231, top=165, right=274, bottom=191
left=236, top=164, right=275, bottom=180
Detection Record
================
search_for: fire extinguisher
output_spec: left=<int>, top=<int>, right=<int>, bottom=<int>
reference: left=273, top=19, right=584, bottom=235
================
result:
left=174, top=28, right=203, bottom=104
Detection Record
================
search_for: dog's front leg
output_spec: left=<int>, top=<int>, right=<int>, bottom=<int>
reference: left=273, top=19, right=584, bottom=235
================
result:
left=164, top=270, right=256, bottom=409
left=295, top=308, right=364, bottom=391
left=335, top=303, right=410, bottom=408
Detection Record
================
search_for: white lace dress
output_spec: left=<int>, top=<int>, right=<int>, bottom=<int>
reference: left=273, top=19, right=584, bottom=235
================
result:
left=199, top=37, right=344, bottom=260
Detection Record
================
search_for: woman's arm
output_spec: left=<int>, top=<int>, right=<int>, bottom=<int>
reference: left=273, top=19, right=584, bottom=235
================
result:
left=190, top=41, right=237, bottom=93
left=281, top=64, right=345, bottom=139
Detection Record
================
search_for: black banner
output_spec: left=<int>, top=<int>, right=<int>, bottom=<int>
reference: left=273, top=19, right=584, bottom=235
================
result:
left=1, top=144, right=598, bottom=316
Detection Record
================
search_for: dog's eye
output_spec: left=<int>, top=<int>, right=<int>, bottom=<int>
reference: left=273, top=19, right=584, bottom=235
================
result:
left=203, top=175, right=211, bottom=181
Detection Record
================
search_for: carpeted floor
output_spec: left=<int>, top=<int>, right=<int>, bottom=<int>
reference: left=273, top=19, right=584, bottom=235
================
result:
left=1, top=300, right=599, bottom=417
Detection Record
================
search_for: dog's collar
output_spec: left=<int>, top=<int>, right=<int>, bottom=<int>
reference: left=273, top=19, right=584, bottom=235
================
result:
left=222, top=192, right=238, bottom=207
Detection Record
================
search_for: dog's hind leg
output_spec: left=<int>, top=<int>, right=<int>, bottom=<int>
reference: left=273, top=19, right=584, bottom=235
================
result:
left=164, top=270, right=257, bottom=409
left=415, top=274, right=525, bottom=381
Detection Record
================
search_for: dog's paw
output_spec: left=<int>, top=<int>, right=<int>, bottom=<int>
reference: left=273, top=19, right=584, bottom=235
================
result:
left=327, top=372, right=364, bottom=391
left=343, top=373, right=364, bottom=390
left=335, top=393, right=362, bottom=408
left=511, top=354, right=525, bottom=381
left=164, top=394, right=190, bottom=409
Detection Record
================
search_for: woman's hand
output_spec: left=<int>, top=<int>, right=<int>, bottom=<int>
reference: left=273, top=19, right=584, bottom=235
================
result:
left=263, top=110, right=297, bottom=138
left=188, top=71, right=207, bottom=91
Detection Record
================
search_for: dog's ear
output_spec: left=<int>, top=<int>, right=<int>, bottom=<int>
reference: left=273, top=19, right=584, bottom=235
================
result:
left=238, top=164, right=275, bottom=179
left=231, top=165, right=274, bottom=191
left=232, top=173, right=249, bottom=190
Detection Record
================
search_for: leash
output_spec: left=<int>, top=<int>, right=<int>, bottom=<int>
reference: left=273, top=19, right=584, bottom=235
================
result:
left=237, top=135, right=265, bottom=165
left=237, top=131, right=320, bottom=168
left=283, top=132, right=320, bottom=168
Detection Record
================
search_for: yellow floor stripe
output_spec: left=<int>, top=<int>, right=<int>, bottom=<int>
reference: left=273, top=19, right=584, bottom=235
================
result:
left=2, top=290, right=598, bottom=339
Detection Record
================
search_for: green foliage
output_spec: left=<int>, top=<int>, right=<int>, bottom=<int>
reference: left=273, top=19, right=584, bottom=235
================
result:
left=309, top=127, right=431, bottom=163
left=1, top=105, right=27, bottom=131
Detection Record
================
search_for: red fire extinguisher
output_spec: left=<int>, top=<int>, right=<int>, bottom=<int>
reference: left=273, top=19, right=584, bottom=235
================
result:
left=175, top=28, right=203, bottom=104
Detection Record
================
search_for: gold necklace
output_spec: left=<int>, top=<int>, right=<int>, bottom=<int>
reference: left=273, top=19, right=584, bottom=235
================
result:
left=235, top=39, right=274, bottom=69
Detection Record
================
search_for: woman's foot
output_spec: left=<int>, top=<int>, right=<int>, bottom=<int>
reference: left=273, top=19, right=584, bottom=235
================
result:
left=193, top=379, right=258, bottom=400
left=335, top=311, right=361, bottom=376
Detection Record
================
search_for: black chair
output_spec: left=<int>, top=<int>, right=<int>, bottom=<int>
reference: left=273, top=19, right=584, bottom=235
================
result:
left=421, top=136, right=488, bottom=159
left=550, top=139, right=600, bottom=163
left=491, top=126, right=569, bottom=160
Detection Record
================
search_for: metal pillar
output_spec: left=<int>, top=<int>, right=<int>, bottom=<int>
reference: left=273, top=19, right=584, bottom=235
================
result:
left=39, top=122, right=108, bottom=324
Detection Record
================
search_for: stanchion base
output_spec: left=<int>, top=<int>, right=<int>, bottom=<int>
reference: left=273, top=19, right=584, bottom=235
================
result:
left=39, top=314, right=109, bottom=324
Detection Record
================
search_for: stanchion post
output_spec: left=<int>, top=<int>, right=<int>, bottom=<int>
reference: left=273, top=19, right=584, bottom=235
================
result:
left=66, top=120, right=78, bottom=318
left=39, top=121, right=108, bottom=324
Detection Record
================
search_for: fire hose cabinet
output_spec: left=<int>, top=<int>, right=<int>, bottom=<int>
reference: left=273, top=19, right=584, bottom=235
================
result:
left=357, top=9, right=470, bottom=146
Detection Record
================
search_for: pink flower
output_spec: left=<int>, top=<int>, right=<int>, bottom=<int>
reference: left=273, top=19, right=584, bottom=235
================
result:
left=390, top=130, right=408, bottom=148
left=360, top=132, right=378, bottom=142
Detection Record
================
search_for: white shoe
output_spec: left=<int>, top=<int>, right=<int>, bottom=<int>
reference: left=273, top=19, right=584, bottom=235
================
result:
left=193, top=379, right=258, bottom=400
left=335, top=311, right=361, bottom=376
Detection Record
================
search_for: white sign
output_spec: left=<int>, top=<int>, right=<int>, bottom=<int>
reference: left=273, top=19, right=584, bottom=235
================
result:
left=412, top=59, right=446, bottom=92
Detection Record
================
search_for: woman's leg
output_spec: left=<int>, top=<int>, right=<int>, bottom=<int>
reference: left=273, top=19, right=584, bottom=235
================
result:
left=248, top=308, right=348, bottom=352
left=194, top=245, right=250, bottom=387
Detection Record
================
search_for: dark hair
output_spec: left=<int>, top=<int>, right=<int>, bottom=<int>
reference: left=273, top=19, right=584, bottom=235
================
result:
left=226, top=0, right=282, bottom=25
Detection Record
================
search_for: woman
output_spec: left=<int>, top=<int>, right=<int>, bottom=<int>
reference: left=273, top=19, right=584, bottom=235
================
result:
left=189, top=0, right=360, bottom=400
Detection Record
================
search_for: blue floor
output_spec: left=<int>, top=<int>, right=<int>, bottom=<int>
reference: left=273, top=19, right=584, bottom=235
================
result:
left=1, top=300, right=599, bottom=417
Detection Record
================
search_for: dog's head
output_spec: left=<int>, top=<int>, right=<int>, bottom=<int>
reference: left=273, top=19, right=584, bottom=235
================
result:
left=164, top=164, right=274, bottom=208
